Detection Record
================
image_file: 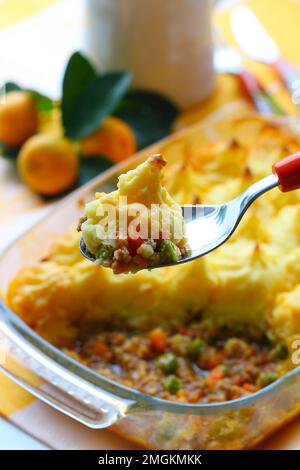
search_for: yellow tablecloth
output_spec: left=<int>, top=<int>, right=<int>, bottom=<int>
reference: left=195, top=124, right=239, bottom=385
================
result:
left=1, top=0, right=300, bottom=450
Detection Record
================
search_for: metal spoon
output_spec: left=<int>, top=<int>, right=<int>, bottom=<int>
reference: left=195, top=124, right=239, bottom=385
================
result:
left=80, top=152, right=300, bottom=268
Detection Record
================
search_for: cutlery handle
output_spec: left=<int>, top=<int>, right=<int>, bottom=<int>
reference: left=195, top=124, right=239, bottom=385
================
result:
left=273, top=152, right=300, bottom=192
left=273, top=57, right=300, bottom=105
left=239, top=69, right=282, bottom=115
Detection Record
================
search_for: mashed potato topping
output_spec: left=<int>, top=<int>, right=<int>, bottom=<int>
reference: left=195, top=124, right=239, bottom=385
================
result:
left=79, top=154, right=188, bottom=273
left=7, top=118, right=300, bottom=352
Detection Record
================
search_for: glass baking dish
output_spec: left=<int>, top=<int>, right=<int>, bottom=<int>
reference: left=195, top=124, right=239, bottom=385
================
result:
left=1, top=115, right=300, bottom=450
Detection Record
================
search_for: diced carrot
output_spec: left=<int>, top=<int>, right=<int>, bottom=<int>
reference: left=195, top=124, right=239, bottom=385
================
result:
left=178, top=326, right=188, bottom=335
left=204, top=366, right=225, bottom=388
left=112, top=261, right=129, bottom=274
left=134, top=254, right=149, bottom=268
left=204, top=376, right=215, bottom=388
left=231, top=375, right=244, bottom=386
left=149, top=328, right=168, bottom=352
left=211, top=366, right=225, bottom=380
left=128, top=236, right=143, bottom=256
left=259, top=352, right=270, bottom=365
left=230, top=390, right=243, bottom=400
left=205, top=354, right=223, bottom=370
left=177, top=389, right=188, bottom=399
left=92, top=340, right=108, bottom=357
left=243, top=382, right=258, bottom=393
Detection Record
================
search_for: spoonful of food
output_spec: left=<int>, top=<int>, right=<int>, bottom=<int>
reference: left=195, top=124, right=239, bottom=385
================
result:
left=79, top=152, right=300, bottom=274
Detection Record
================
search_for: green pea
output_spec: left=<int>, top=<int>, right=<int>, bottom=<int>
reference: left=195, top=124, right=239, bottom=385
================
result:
left=96, top=243, right=114, bottom=261
left=156, top=353, right=178, bottom=374
left=224, top=338, right=247, bottom=355
left=163, top=375, right=182, bottom=394
left=264, top=331, right=276, bottom=347
left=272, top=341, right=289, bottom=360
left=159, top=240, right=180, bottom=264
left=216, top=364, right=230, bottom=376
left=187, top=338, right=207, bottom=358
left=257, top=371, right=278, bottom=388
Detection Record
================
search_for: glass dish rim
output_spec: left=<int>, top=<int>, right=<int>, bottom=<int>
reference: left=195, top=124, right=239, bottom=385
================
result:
left=1, top=138, right=300, bottom=416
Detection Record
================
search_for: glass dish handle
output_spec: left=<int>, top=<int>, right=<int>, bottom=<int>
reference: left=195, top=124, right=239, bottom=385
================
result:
left=0, top=313, right=134, bottom=429
left=0, top=362, right=119, bottom=428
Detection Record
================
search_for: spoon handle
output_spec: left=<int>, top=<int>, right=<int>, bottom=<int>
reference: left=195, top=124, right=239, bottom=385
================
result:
left=273, top=152, right=300, bottom=192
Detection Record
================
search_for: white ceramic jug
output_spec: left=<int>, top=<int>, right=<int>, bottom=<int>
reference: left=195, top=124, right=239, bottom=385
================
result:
left=85, top=0, right=215, bottom=107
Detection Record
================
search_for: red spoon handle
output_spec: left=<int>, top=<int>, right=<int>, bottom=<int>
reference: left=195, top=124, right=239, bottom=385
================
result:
left=273, top=152, right=300, bottom=192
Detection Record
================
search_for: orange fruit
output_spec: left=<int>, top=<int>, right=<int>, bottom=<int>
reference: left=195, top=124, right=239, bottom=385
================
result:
left=0, top=91, right=38, bottom=147
left=17, top=134, right=78, bottom=196
left=80, top=116, right=136, bottom=163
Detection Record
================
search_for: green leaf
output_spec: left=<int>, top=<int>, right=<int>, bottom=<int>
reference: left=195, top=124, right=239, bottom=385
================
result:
left=31, top=91, right=54, bottom=112
left=114, top=90, right=179, bottom=149
left=4, top=82, right=21, bottom=93
left=3, top=81, right=54, bottom=112
left=78, top=156, right=113, bottom=186
left=64, top=71, right=132, bottom=140
left=62, top=51, right=97, bottom=134
left=0, top=142, right=19, bottom=158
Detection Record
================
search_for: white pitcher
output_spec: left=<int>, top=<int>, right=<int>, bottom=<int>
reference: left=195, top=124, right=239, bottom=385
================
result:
left=84, top=0, right=215, bottom=107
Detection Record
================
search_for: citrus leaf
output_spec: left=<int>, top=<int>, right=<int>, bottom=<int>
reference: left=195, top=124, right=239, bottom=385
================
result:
left=62, top=51, right=97, bottom=135
left=78, top=156, right=113, bottom=186
left=114, top=90, right=179, bottom=149
left=64, top=71, right=132, bottom=140
left=0, top=142, right=19, bottom=158
left=3, top=82, right=21, bottom=93
left=31, top=91, right=54, bottom=112
left=3, top=82, right=54, bottom=112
